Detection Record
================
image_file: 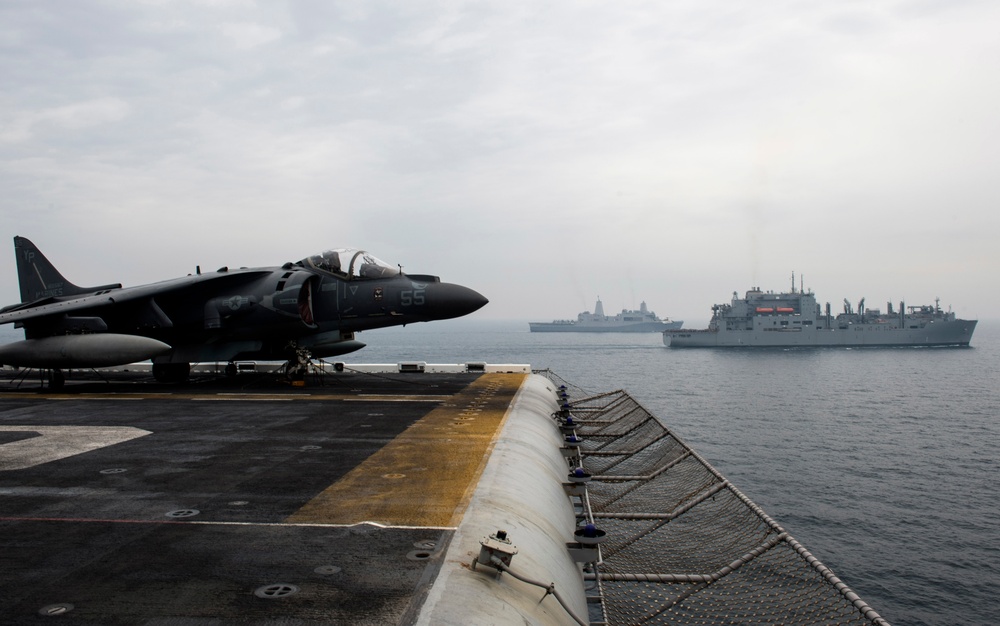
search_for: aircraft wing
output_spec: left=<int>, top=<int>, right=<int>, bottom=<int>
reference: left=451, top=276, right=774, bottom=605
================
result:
left=0, top=268, right=273, bottom=326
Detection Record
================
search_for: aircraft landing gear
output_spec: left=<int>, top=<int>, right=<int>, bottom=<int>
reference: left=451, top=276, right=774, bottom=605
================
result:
left=152, top=362, right=191, bottom=383
left=48, top=369, right=65, bottom=390
left=287, top=347, right=311, bottom=385
left=225, top=362, right=238, bottom=377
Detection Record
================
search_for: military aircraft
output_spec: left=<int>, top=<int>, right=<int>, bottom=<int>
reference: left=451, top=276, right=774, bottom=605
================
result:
left=0, top=236, right=487, bottom=384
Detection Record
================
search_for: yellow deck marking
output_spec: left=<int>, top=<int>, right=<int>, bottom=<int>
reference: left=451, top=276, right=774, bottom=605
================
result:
left=286, top=373, right=527, bottom=528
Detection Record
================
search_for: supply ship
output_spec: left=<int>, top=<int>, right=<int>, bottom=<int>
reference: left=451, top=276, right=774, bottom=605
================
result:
left=530, top=298, right=682, bottom=332
left=665, top=277, right=976, bottom=348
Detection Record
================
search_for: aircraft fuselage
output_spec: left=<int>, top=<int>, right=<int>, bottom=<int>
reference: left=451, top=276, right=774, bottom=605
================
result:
left=0, top=238, right=488, bottom=372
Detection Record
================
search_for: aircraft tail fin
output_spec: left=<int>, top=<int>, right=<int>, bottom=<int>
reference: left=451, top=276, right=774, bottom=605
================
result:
left=13, top=236, right=122, bottom=303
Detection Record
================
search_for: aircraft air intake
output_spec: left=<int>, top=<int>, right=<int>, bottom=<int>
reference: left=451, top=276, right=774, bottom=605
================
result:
left=271, top=272, right=319, bottom=328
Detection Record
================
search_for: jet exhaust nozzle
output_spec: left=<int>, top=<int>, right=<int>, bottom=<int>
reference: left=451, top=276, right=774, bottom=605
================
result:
left=0, top=334, right=172, bottom=368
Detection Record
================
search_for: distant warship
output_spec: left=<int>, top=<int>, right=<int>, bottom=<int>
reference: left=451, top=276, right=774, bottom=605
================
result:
left=530, top=298, right=683, bottom=333
left=665, top=275, right=976, bottom=347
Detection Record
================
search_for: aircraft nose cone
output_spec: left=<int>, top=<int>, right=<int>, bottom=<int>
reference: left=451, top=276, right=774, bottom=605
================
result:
left=432, top=283, right=489, bottom=319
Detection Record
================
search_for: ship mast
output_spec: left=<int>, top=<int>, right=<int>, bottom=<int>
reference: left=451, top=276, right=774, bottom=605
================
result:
left=789, top=271, right=804, bottom=294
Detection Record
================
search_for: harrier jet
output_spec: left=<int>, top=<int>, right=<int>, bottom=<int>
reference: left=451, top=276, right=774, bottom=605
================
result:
left=0, top=236, right=487, bottom=383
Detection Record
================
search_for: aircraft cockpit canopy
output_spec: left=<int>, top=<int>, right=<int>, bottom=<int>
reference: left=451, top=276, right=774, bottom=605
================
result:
left=299, top=248, right=399, bottom=279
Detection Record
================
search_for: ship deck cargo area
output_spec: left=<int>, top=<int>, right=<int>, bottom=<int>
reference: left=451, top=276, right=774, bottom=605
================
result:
left=0, top=366, right=889, bottom=625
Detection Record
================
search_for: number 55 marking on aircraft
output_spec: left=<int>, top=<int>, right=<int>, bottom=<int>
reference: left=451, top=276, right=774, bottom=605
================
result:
left=400, top=289, right=425, bottom=306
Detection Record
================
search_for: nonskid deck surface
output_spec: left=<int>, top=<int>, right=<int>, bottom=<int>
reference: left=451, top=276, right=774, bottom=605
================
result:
left=0, top=368, right=892, bottom=626
left=0, top=370, right=522, bottom=625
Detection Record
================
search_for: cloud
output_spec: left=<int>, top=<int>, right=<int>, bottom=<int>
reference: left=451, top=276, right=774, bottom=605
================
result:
left=219, top=21, right=282, bottom=49
left=0, top=1, right=998, bottom=323
left=2, top=98, right=130, bottom=143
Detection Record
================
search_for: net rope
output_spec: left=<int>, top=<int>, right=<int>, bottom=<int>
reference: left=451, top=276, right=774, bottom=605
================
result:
left=536, top=372, right=891, bottom=626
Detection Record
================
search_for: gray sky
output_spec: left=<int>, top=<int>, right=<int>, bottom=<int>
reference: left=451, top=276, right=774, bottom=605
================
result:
left=2, top=0, right=998, bottom=325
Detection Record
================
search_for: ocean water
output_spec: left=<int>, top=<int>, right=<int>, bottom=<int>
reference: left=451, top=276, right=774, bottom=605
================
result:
left=2, top=321, right=997, bottom=625
left=346, top=319, right=1000, bottom=626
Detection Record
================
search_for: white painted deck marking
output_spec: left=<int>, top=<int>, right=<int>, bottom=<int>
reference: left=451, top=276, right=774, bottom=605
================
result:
left=0, top=426, right=152, bottom=471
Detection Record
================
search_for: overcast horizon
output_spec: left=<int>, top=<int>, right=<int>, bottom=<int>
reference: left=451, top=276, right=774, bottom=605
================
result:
left=2, top=1, right=998, bottom=328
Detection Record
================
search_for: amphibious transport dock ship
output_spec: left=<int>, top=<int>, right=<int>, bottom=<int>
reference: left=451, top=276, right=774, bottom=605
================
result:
left=0, top=365, right=889, bottom=625
left=665, top=282, right=976, bottom=348
left=530, top=298, right=682, bottom=333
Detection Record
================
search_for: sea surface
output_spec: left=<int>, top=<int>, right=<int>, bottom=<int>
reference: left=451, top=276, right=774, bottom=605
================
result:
left=2, top=321, right=998, bottom=625
left=347, top=319, right=1000, bottom=626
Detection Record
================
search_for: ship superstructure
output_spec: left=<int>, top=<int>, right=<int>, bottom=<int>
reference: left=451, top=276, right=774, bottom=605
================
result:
left=531, top=298, right=682, bottom=333
left=665, top=276, right=976, bottom=348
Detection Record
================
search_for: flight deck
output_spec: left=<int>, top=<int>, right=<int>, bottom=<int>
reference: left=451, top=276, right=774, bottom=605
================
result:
left=0, top=368, right=531, bottom=624
left=0, top=366, right=890, bottom=625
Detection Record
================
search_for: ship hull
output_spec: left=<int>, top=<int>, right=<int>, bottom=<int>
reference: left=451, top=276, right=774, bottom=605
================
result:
left=531, top=320, right=683, bottom=333
left=665, top=319, right=977, bottom=348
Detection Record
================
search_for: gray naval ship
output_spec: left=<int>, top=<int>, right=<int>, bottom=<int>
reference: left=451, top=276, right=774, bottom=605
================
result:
left=530, top=298, right=683, bottom=332
left=665, top=278, right=977, bottom=348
